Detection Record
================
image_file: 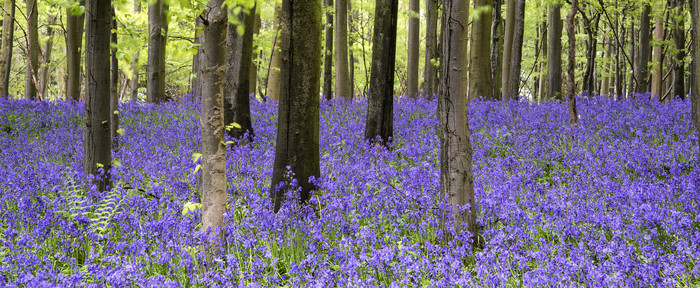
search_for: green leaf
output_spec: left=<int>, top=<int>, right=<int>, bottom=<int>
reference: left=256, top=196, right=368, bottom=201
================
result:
left=70, top=5, right=85, bottom=16
left=116, top=128, right=125, bottom=135
left=191, top=153, right=202, bottom=163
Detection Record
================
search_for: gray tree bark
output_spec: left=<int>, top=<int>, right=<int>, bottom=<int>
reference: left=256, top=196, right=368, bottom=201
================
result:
left=650, top=3, right=664, bottom=100
left=40, top=17, right=56, bottom=99
left=423, top=0, right=439, bottom=98
left=672, top=0, right=686, bottom=99
left=506, top=0, right=525, bottom=100
left=270, top=0, right=322, bottom=212
left=635, top=3, right=651, bottom=94
left=25, top=0, right=39, bottom=100
left=66, top=0, right=85, bottom=101
left=84, top=0, right=112, bottom=191
left=365, top=0, right=398, bottom=144
left=547, top=4, right=562, bottom=101
left=582, top=14, right=600, bottom=96
left=407, top=0, right=419, bottom=98
left=491, top=0, right=503, bottom=99
left=566, top=0, right=579, bottom=125
left=266, top=4, right=283, bottom=100
left=131, top=0, right=141, bottom=101
left=692, top=0, right=699, bottom=142
left=224, top=4, right=256, bottom=142
left=336, top=0, right=351, bottom=99
left=500, top=0, right=516, bottom=100
left=147, top=0, right=168, bottom=103
left=323, top=0, right=333, bottom=99
left=200, top=0, right=228, bottom=245
left=0, top=0, right=14, bottom=99
left=469, top=0, right=493, bottom=100
left=440, top=0, right=477, bottom=247
left=249, top=4, right=260, bottom=96
left=111, top=8, right=119, bottom=150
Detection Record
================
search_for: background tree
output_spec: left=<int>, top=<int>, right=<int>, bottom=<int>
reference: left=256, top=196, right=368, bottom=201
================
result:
left=224, top=4, right=256, bottom=142
left=66, top=1, right=85, bottom=101
left=39, top=16, right=56, bottom=99
left=672, top=0, right=686, bottom=100
left=25, top=0, right=39, bottom=100
left=84, top=0, right=112, bottom=191
left=147, top=0, right=168, bottom=103
left=469, top=0, right=494, bottom=100
left=131, top=0, right=141, bottom=102
left=423, top=0, right=439, bottom=98
left=500, top=0, right=516, bottom=100
left=111, top=7, right=119, bottom=150
left=693, top=0, right=700, bottom=142
left=335, top=0, right=351, bottom=99
left=406, top=0, right=419, bottom=98
left=491, top=0, right=503, bottom=99
left=506, top=0, right=525, bottom=100
left=249, top=4, right=260, bottom=96
left=323, top=0, right=333, bottom=100
left=634, top=3, right=651, bottom=94
left=0, top=0, right=14, bottom=99
left=200, top=0, right=228, bottom=246
left=547, top=3, right=562, bottom=101
left=365, top=0, right=398, bottom=144
left=266, top=4, right=282, bottom=101
left=440, top=0, right=477, bottom=247
left=566, top=0, right=578, bottom=125
left=270, top=0, right=322, bottom=212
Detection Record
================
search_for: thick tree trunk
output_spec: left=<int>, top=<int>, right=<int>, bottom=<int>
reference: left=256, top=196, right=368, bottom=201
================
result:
left=111, top=8, right=119, bottom=150
left=672, top=0, right=686, bottom=99
left=506, top=0, right=525, bottom=100
left=250, top=4, right=260, bottom=97
left=635, top=3, right=651, bottom=94
left=200, top=0, right=228, bottom=245
left=566, top=0, right=578, bottom=125
left=25, top=0, right=39, bottom=100
left=692, top=0, right=700, bottom=141
left=423, top=0, right=439, bottom=98
left=131, top=0, right=141, bottom=101
left=582, top=14, right=600, bottom=96
left=224, top=4, right=256, bottom=142
left=147, top=0, right=168, bottom=103
left=349, top=0, right=356, bottom=97
left=469, top=0, right=493, bottom=100
left=270, top=0, right=322, bottom=212
left=0, top=0, right=14, bottom=99
left=40, top=17, right=56, bottom=99
left=650, top=4, right=664, bottom=100
left=335, top=0, right=351, bottom=99
left=266, top=4, right=283, bottom=100
left=66, top=1, right=85, bottom=101
left=365, top=0, right=398, bottom=144
left=500, top=0, right=516, bottom=100
left=407, top=0, right=419, bottom=98
left=323, top=0, right=333, bottom=99
left=440, top=0, right=477, bottom=247
left=491, top=0, right=503, bottom=100
left=547, top=4, right=562, bottom=101
left=84, top=0, right=112, bottom=191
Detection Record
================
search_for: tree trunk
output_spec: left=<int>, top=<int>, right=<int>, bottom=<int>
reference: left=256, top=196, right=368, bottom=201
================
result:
left=537, top=7, right=547, bottom=102
left=111, top=8, right=119, bottom=150
left=600, top=35, right=611, bottom=96
left=547, top=4, right=562, bottom=101
left=582, top=14, right=600, bottom=96
left=131, top=0, right=141, bottom=101
left=440, top=0, right=477, bottom=247
left=266, top=4, right=283, bottom=100
left=147, top=0, right=168, bottom=103
left=40, top=17, right=56, bottom=99
left=566, top=0, right=578, bottom=125
left=0, top=0, right=14, bottom=99
left=224, top=4, right=256, bottom=142
left=500, top=0, right=516, bottom=100
left=506, top=0, right=525, bottom=100
left=335, top=0, right=351, bottom=99
left=650, top=2, right=664, bottom=100
left=249, top=4, right=260, bottom=97
left=406, top=0, right=419, bottom=98
left=615, top=14, right=622, bottom=99
left=692, top=0, right=700, bottom=141
left=66, top=1, right=85, bottom=101
left=193, top=17, right=203, bottom=101
left=365, top=0, right=398, bottom=144
left=200, top=0, right=228, bottom=245
left=84, top=0, right=112, bottom=191
left=270, top=0, right=322, bottom=212
left=635, top=3, right=651, bottom=94
left=672, top=0, right=686, bottom=99
left=423, top=0, right=439, bottom=98
left=628, top=20, right=635, bottom=98
left=469, top=0, right=493, bottom=100
left=323, top=0, right=333, bottom=99
left=348, top=0, right=356, bottom=97
left=491, top=0, right=503, bottom=100
left=25, top=0, right=39, bottom=100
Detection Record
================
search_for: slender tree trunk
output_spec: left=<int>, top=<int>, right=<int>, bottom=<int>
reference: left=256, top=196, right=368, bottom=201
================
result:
left=407, top=0, right=419, bottom=98
left=673, top=0, right=686, bottom=99
left=84, top=0, right=112, bottom=191
left=224, top=4, right=256, bottom=142
left=323, top=0, right=333, bottom=99
left=635, top=3, right=651, bottom=94
left=650, top=4, right=664, bottom=100
left=25, top=0, right=39, bottom=100
left=500, top=0, right=516, bottom=100
left=266, top=4, right=283, bottom=100
left=566, top=0, right=578, bottom=125
left=349, top=0, right=356, bottom=97
left=200, top=0, right=228, bottom=249
left=0, top=0, right=14, bottom=99
left=491, top=0, right=503, bottom=100
left=691, top=0, right=700, bottom=141
left=547, top=4, right=562, bottom=101
left=193, top=17, right=203, bottom=101
left=615, top=15, right=622, bottom=99
left=131, top=0, right=141, bottom=101
left=336, top=0, right=351, bottom=99
left=147, top=0, right=168, bottom=103
left=270, top=0, right=322, bottom=212
left=111, top=8, right=119, bottom=150
left=506, top=0, right=525, bottom=100
left=469, top=0, right=493, bottom=100
left=365, top=0, right=398, bottom=144
left=66, top=1, right=85, bottom=101
left=582, top=14, right=600, bottom=95
left=40, top=17, right=56, bottom=99
left=538, top=8, right=547, bottom=102
left=601, top=35, right=611, bottom=96
left=628, top=20, right=636, bottom=98
left=424, top=0, right=439, bottom=98
left=440, top=0, right=477, bottom=248
left=249, top=4, right=260, bottom=97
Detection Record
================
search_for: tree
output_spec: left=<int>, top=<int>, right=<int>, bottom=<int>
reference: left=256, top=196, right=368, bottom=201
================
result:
left=323, top=0, right=333, bottom=99
left=547, top=3, right=562, bottom=101
left=469, top=0, right=494, bottom=100
left=0, top=0, right=14, bottom=99
left=692, top=0, right=700, bottom=143
left=131, top=0, right=141, bottom=102
left=266, top=4, right=282, bottom=101
left=111, top=8, right=119, bottom=149
left=335, top=0, right=351, bottom=99
left=84, top=0, right=112, bottom=191
left=224, top=4, right=256, bottom=142
left=365, top=0, right=398, bottom=144
left=581, top=12, right=600, bottom=96
left=39, top=17, right=56, bottom=99
left=406, top=0, right=419, bottom=98
left=506, top=0, right=525, bottom=100
left=423, top=0, right=439, bottom=98
left=634, top=3, right=651, bottom=94
left=249, top=5, right=260, bottom=96
left=66, top=1, right=85, bottom=101
left=566, top=0, right=578, bottom=125
left=672, top=0, right=686, bottom=100
left=25, top=0, right=39, bottom=100
left=200, top=0, right=228, bottom=245
left=147, top=0, right=168, bottom=103
left=491, top=0, right=503, bottom=99
left=270, top=0, right=322, bottom=212
left=500, top=0, right=516, bottom=100
left=440, top=0, right=477, bottom=247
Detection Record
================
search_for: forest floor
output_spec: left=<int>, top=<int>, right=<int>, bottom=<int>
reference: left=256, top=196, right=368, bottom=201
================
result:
left=0, top=97, right=698, bottom=287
